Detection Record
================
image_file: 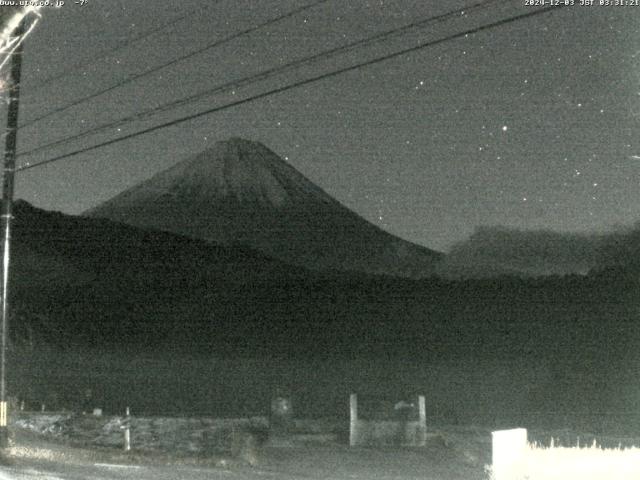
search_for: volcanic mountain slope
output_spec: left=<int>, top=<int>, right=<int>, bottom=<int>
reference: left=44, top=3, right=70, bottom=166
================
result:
left=85, top=138, right=441, bottom=278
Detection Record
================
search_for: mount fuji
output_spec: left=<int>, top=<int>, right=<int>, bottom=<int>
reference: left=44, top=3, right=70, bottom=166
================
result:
left=85, top=138, right=441, bottom=277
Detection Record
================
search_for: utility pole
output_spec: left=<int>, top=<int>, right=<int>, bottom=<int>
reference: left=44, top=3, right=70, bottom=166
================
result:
left=0, top=16, right=27, bottom=449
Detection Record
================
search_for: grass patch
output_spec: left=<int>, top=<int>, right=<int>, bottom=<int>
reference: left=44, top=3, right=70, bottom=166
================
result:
left=489, top=434, right=640, bottom=480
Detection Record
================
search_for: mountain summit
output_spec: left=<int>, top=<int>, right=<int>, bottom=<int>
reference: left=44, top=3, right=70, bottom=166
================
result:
left=85, top=138, right=441, bottom=277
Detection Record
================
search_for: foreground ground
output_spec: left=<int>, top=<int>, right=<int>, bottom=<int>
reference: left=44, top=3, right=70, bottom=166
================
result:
left=0, top=424, right=490, bottom=480
left=5, top=418, right=640, bottom=480
left=0, top=447, right=486, bottom=480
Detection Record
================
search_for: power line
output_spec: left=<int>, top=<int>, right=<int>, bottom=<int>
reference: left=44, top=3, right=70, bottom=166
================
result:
left=30, top=3, right=215, bottom=91
left=128, top=0, right=504, bottom=119
left=19, top=0, right=331, bottom=130
left=18, top=0, right=501, bottom=158
left=17, top=5, right=567, bottom=173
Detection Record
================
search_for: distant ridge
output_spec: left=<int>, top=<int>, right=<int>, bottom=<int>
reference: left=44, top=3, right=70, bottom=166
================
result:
left=85, top=138, right=441, bottom=277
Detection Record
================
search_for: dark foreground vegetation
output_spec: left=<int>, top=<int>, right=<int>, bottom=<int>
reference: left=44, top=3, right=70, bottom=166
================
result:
left=5, top=201, right=640, bottom=434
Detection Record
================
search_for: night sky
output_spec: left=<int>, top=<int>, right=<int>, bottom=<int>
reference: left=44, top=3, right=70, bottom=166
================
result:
left=4, top=0, right=639, bottom=251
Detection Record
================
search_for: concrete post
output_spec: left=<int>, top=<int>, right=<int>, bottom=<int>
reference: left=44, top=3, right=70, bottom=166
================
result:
left=492, top=428, right=528, bottom=480
left=417, top=395, right=427, bottom=446
left=349, top=393, right=358, bottom=447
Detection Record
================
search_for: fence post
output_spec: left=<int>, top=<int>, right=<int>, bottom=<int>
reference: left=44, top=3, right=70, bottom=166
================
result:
left=491, top=428, right=528, bottom=480
left=417, top=395, right=427, bottom=446
left=123, top=406, right=131, bottom=452
left=349, top=393, right=358, bottom=447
